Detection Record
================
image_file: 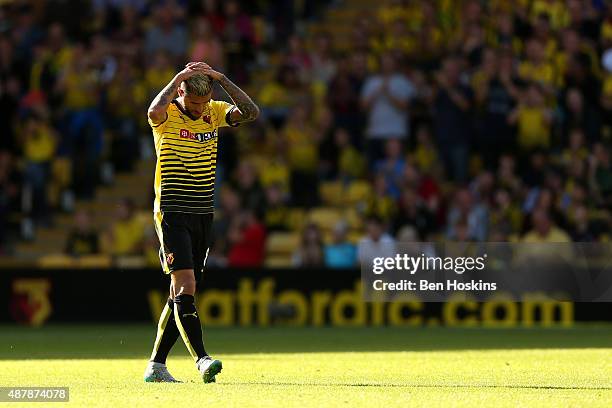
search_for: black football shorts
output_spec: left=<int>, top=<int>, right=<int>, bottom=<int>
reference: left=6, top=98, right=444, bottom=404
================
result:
left=153, top=211, right=213, bottom=282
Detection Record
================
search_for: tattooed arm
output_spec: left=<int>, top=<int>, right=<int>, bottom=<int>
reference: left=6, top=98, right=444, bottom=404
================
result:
left=218, top=75, right=260, bottom=123
left=186, top=61, right=260, bottom=124
left=147, top=65, right=206, bottom=125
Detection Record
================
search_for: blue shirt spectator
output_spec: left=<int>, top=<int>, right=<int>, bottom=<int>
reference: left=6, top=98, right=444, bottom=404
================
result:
left=324, top=221, right=357, bottom=268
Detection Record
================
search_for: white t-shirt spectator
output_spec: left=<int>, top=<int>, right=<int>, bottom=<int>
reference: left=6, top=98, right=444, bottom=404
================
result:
left=358, top=233, right=397, bottom=265
left=361, top=74, right=415, bottom=139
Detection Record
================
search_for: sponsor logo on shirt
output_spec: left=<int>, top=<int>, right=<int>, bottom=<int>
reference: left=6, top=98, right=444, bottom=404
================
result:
left=179, top=128, right=217, bottom=143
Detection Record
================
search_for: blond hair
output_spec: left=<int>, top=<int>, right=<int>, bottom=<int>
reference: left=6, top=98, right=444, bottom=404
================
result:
left=183, top=74, right=213, bottom=96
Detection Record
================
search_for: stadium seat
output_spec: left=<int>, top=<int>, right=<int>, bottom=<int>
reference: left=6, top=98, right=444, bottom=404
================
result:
left=38, top=254, right=75, bottom=268
left=76, top=255, right=113, bottom=268
left=346, top=181, right=372, bottom=205
left=115, top=256, right=146, bottom=269
left=264, top=254, right=294, bottom=268
left=308, top=207, right=343, bottom=231
left=266, top=232, right=301, bottom=255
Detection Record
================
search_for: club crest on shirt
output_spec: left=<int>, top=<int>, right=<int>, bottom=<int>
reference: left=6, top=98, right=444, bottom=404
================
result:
left=166, top=252, right=174, bottom=265
left=202, top=115, right=211, bottom=124
left=179, top=128, right=217, bottom=143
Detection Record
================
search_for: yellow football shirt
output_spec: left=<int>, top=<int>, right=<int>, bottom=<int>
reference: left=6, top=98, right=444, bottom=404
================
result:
left=148, top=99, right=236, bottom=214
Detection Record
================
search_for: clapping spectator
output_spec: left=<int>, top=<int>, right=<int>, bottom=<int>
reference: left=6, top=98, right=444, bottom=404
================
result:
left=361, top=53, right=415, bottom=164
left=432, top=56, right=473, bottom=182
left=507, top=83, right=553, bottom=153
left=473, top=49, right=520, bottom=168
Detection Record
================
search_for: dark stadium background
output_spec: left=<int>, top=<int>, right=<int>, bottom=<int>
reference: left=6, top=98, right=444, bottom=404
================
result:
left=0, top=0, right=611, bottom=327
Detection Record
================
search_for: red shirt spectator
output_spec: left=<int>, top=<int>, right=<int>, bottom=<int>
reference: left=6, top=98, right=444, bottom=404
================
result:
left=227, top=211, right=266, bottom=267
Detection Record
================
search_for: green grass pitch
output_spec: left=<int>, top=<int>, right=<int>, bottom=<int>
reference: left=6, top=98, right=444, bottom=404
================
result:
left=1, top=325, right=611, bottom=407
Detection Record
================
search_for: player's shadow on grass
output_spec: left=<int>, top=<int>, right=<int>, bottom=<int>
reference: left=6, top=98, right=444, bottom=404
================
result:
left=1, top=326, right=612, bottom=359
left=216, top=382, right=612, bottom=391
left=217, top=381, right=612, bottom=390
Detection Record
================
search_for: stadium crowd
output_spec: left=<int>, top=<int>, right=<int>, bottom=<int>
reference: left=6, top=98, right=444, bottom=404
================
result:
left=1, top=0, right=612, bottom=268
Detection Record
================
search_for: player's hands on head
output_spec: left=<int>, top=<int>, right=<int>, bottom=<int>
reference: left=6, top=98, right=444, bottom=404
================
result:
left=185, top=61, right=225, bottom=81
left=176, top=65, right=206, bottom=82
left=176, top=62, right=214, bottom=80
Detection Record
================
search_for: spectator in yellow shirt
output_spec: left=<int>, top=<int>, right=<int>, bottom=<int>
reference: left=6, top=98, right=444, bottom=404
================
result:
left=22, top=112, right=56, bottom=224
left=518, top=39, right=557, bottom=92
left=508, top=83, right=553, bottom=151
left=102, top=198, right=145, bottom=256
left=145, top=51, right=175, bottom=102
left=373, top=20, right=418, bottom=58
left=335, top=128, right=365, bottom=180
left=532, top=14, right=558, bottom=61
left=557, top=128, right=589, bottom=168
left=283, top=105, right=320, bottom=206
left=55, top=44, right=104, bottom=199
left=258, top=65, right=305, bottom=127
left=284, top=105, right=318, bottom=173
left=259, top=135, right=290, bottom=195
left=377, top=0, right=413, bottom=27
left=530, top=0, right=569, bottom=30
left=522, top=208, right=571, bottom=242
left=56, top=44, right=98, bottom=110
